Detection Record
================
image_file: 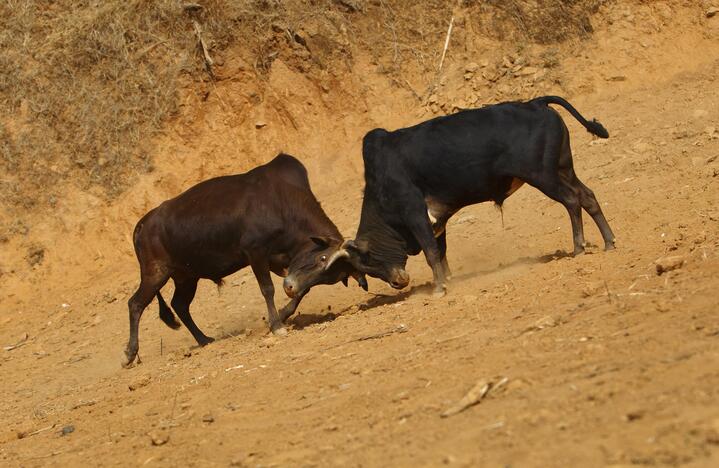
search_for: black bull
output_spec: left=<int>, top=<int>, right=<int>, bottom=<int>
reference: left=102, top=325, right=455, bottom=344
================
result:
left=301, top=96, right=616, bottom=296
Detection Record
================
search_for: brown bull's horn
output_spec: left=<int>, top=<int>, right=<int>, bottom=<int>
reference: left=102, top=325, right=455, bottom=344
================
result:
left=325, top=249, right=349, bottom=270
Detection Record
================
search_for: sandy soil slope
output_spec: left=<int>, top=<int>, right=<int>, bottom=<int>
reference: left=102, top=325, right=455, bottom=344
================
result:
left=1, top=2, right=719, bottom=467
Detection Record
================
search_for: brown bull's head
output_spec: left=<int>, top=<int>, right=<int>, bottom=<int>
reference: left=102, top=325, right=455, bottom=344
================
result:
left=283, top=236, right=368, bottom=298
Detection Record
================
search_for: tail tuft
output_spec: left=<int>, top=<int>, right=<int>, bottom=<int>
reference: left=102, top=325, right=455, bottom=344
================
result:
left=158, top=293, right=181, bottom=329
left=586, top=118, right=609, bottom=139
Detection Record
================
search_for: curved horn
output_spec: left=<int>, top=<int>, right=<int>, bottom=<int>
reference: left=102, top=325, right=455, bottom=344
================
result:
left=325, top=248, right=350, bottom=270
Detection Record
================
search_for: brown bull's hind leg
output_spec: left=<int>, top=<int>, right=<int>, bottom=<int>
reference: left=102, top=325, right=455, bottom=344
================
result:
left=171, top=278, right=214, bottom=347
left=124, top=273, right=168, bottom=368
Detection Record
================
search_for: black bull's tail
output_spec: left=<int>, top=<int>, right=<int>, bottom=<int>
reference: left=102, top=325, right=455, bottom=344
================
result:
left=533, top=95, right=609, bottom=139
left=157, top=292, right=181, bottom=329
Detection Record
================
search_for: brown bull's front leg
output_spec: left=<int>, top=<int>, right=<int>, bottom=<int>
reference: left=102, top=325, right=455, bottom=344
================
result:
left=278, top=289, right=307, bottom=323
left=250, top=258, right=287, bottom=336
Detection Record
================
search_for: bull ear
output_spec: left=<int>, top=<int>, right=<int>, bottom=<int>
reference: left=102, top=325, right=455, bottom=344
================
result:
left=343, top=239, right=369, bottom=254
left=310, top=236, right=332, bottom=248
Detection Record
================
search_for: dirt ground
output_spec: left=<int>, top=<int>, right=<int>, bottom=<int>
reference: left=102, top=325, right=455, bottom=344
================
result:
left=1, top=2, right=719, bottom=467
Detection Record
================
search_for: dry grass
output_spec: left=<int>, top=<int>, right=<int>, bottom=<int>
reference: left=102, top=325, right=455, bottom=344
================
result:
left=477, top=0, right=610, bottom=43
left=0, top=0, right=233, bottom=207
left=0, top=0, right=608, bottom=216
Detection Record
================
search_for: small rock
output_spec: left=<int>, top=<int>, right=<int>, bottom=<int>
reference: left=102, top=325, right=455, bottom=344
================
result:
left=632, top=140, right=651, bottom=153
left=465, top=62, right=479, bottom=73
left=581, top=281, right=604, bottom=298
left=128, top=375, right=152, bottom=391
left=149, top=430, right=169, bottom=446
left=534, top=315, right=558, bottom=329
left=60, top=425, right=75, bottom=436
left=518, top=66, right=538, bottom=76
left=202, top=413, right=214, bottom=423
left=707, top=7, right=719, bottom=18
left=255, top=121, right=267, bottom=129
left=655, top=256, right=685, bottom=275
left=25, top=245, right=45, bottom=267
left=672, top=129, right=691, bottom=139
left=623, top=411, right=644, bottom=422
left=607, top=75, right=627, bottom=82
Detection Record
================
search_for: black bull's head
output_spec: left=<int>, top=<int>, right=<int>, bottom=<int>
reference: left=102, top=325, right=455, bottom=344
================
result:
left=284, top=238, right=410, bottom=297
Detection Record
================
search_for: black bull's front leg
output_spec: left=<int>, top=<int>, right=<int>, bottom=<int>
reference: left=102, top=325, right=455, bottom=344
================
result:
left=405, top=214, right=447, bottom=297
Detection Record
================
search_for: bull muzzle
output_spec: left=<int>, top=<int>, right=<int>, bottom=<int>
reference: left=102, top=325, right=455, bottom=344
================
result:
left=389, top=268, right=410, bottom=290
left=283, top=276, right=299, bottom=298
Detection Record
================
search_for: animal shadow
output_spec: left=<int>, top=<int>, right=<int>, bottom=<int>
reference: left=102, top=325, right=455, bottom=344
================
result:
left=354, top=249, right=575, bottom=312
left=290, top=312, right=339, bottom=330
left=356, top=282, right=435, bottom=311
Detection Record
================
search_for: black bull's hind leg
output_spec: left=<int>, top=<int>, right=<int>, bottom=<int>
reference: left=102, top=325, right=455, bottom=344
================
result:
left=576, top=178, right=616, bottom=250
left=525, top=146, right=615, bottom=255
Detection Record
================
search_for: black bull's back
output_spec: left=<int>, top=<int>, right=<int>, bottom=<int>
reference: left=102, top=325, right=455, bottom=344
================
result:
left=344, top=96, right=616, bottom=296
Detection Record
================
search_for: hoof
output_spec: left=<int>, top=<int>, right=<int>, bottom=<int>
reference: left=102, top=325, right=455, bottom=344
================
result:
left=605, top=243, right=616, bottom=251
left=572, top=248, right=586, bottom=257
left=197, top=336, right=215, bottom=347
left=271, top=326, right=288, bottom=336
left=121, top=358, right=136, bottom=369
left=432, top=287, right=447, bottom=299
left=123, top=348, right=137, bottom=369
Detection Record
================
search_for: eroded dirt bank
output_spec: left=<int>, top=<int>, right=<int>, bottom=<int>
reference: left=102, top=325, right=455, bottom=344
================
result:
left=1, top=1, right=719, bottom=466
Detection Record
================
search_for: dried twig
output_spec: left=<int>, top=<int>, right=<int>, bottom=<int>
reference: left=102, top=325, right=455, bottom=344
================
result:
left=18, top=424, right=56, bottom=439
left=192, top=20, right=214, bottom=74
left=437, top=16, right=454, bottom=72
left=349, top=324, right=408, bottom=343
left=441, top=379, right=491, bottom=418
left=4, top=332, right=29, bottom=351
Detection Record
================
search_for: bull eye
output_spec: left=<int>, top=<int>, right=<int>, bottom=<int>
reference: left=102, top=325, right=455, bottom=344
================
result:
left=320, top=255, right=327, bottom=262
